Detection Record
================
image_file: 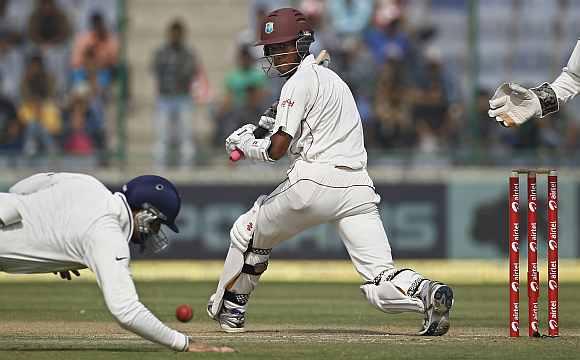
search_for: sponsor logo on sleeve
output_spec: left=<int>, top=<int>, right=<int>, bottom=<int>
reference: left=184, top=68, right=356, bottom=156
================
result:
left=280, top=99, right=295, bottom=108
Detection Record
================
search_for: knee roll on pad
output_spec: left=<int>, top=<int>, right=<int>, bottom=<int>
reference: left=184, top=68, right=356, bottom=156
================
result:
left=241, top=248, right=271, bottom=275
left=228, top=247, right=271, bottom=295
left=230, top=195, right=267, bottom=252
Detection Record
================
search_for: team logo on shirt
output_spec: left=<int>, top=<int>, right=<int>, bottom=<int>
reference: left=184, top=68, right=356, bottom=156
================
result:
left=280, top=99, right=295, bottom=108
left=265, top=22, right=274, bottom=34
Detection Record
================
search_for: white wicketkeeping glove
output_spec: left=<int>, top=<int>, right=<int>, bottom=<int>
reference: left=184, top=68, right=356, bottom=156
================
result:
left=488, top=82, right=559, bottom=127
left=225, top=124, right=256, bottom=154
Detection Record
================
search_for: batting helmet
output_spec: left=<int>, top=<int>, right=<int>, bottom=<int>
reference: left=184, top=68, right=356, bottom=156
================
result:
left=255, top=8, right=314, bottom=47
left=122, top=175, right=181, bottom=233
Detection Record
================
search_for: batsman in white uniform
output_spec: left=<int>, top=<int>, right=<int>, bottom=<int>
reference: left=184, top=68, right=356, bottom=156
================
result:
left=0, top=173, right=233, bottom=353
left=207, top=8, right=454, bottom=336
left=489, top=39, right=580, bottom=126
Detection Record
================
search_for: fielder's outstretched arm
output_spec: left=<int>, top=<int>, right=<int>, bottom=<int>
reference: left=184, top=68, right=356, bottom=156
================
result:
left=489, top=40, right=580, bottom=127
left=83, top=224, right=189, bottom=351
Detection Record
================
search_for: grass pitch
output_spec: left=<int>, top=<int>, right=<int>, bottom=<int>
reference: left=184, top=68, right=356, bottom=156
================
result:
left=1, top=262, right=579, bottom=359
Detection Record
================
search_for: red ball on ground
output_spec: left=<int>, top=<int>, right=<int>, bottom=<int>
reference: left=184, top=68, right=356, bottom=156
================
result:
left=175, top=304, right=193, bottom=322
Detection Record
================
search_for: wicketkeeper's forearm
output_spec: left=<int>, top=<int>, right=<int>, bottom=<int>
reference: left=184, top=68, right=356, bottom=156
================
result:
left=551, top=40, right=580, bottom=105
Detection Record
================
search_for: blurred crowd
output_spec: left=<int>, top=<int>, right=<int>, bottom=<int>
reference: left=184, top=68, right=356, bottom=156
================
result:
left=206, top=0, right=577, bottom=166
left=2, top=0, right=577, bottom=169
left=0, top=0, right=118, bottom=165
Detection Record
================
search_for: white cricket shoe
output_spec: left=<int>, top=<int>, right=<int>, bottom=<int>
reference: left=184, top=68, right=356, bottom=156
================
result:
left=418, top=281, right=454, bottom=336
left=207, top=293, right=246, bottom=333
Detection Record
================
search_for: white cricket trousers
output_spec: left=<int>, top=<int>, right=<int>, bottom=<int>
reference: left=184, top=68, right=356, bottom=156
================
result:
left=252, top=161, right=393, bottom=282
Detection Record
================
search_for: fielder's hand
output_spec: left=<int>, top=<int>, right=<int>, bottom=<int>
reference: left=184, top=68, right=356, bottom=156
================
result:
left=225, top=124, right=256, bottom=154
left=53, top=270, right=80, bottom=280
left=488, top=83, right=542, bottom=127
left=187, top=342, right=235, bottom=353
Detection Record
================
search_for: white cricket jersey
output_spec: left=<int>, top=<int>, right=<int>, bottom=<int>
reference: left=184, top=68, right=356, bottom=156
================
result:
left=551, top=40, right=580, bottom=104
left=275, top=54, right=368, bottom=170
left=0, top=173, right=188, bottom=351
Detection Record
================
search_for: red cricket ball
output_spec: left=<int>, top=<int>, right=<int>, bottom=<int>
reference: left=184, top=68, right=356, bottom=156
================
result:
left=175, top=304, right=193, bottom=322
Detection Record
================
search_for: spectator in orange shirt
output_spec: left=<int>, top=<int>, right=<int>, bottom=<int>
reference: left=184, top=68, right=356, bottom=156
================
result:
left=71, top=11, right=118, bottom=72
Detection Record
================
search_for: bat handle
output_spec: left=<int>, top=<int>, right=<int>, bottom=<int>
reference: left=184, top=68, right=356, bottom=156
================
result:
left=230, top=149, right=244, bottom=162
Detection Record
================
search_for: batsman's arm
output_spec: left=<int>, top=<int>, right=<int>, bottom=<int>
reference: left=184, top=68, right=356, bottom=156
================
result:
left=230, top=50, right=330, bottom=161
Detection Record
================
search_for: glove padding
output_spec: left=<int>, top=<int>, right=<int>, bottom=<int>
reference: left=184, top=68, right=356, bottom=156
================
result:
left=488, top=83, right=542, bottom=127
left=225, top=124, right=256, bottom=154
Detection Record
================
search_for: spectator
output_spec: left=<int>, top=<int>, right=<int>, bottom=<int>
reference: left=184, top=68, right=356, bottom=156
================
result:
left=27, top=0, right=72, bottom=96
left=151, top=19, right=198, bottom=169
left=63, top=80, right=108, bottom=158
left=0, top=0, right=31, bottom=43
left=327, top=0, right=373, bottom=36
left=364, top=0, right=412, bottom=65
left=339, top=38, right=376, bottom=123
left=224, top=45, right=266, bottom=110
left=214, top=84, right=268, bottom=146
left=71, top=11, right=118, bottom=72
left=373, top=59, right=415, bottom=149
left=0, top=31, right=23, bottom=100
left=411, top=47, right=454, bottom=153
left=28, top=0, right=71, bottom=47
left=0, top=87, right=22, bottom=153
left=19, top=53, right=61, bottom=156
left=299, top=0, right=340, bottom=58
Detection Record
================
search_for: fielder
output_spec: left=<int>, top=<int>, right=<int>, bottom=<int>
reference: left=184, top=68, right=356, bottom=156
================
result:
left=489, top=39, right=580, bottom=127
left=207, top=8, right=454, bottom=336
left=0, top=172, right=233, bottom=353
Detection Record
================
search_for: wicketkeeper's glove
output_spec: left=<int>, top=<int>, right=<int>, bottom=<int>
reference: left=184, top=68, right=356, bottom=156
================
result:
left=488, top=82, right=559, bottom=127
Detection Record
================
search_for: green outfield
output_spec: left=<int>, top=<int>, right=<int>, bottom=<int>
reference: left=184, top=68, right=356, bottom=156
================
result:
left=1, top=261, right=579, bottom=359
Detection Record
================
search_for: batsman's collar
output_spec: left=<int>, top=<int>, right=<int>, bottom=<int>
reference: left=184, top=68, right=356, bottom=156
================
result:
left=297, top=54, right=315, bottom=71
left=114, top=192, right=135, bottom=244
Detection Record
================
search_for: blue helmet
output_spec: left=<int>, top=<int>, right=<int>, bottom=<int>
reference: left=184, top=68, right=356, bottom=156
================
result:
left=122, top=175, right=181, bottom=233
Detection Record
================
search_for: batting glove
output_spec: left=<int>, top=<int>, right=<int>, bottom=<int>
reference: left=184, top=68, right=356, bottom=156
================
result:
left=225, top=124, right=256, bottom=154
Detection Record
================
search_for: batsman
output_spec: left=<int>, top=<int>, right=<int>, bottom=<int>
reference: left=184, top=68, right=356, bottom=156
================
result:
left=208, top=8, right=454, bottom=336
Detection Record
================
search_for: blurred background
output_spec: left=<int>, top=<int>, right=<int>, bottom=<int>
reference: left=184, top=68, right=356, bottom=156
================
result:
left=0, top=0, right=579, bottom=261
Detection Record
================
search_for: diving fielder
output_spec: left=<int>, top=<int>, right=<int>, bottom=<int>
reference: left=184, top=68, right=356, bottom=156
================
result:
left=489, top=40, right=580, bottom=126
left=0, top=173, right=232, bottom=353
left=207, top=8, right=454, bottom=336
